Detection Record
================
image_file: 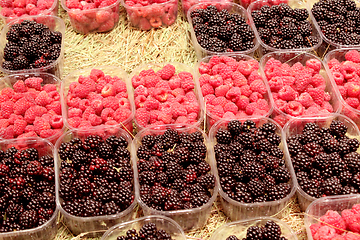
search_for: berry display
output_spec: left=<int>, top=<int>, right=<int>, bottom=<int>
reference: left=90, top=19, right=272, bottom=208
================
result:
left=287, top=120, right=360, bottom=198
left=0, top=146, right=55, bottom=232
left=310, top=205, right=360, bottom=239
left=58, top=135, right=134, bottom=217
left=182, top=0, right=232, bottom=16
left=215, top=120, right=292, bottom=203
left=251, top=3, right=320, bottom=49
left=0, top=77, right=63, bottom=141
left=264, top=56, right=333, bottom=126
left=2, top=20, right=62, bottom=71
left=115, top=223, right=174, bottom=240
left=226, top=220, right=288, bottom=240
left=137, top=129, right=215, bottom=211
left=190, top=5, right=255, bottom=53
left=0, top=0, right=56, bottom=20
left=198, top=55, right=270, bottom=126
left=132, top=64, right=200, bottom=127
left=66, top=68, right=133, bottom=131
left=311, top=0, right=360, bottom=45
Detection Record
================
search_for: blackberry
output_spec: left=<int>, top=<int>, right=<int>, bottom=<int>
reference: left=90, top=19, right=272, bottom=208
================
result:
left=12, top=55, right=29, bottom=70
left=141, top=135, right=155, bottom=148
left=293, top=8, right=309, bottom=21
left=342, top=185, right=358, bottom=194
left=344, top=152, right=360, bottom=173
left=2, top=61, right=14, bottom=70
left=305, top=36, right=320, bottom=47
left=243, top=161, right=265, bottom=180
left=321, top=176, right=342, bottom=196
left=232, top=190, right=253, bottom=203
left=263, top=220, right=282, bottom=239
left=226, top=236, right=239, bottom=240
left=248, top=178, right=265, bottom=197
left=238, top=132, right=255, bottom=148
left=271, top=166, right=290, bottom=183
left=98, top=142, right=113, bottom=159
left=228, top=34, right=243, bottom=51
left=198, top=174, right=215, bottom=189
left=267, top=183, right=291, bottom=201
left=303, top=142, right=323, bottom=157
left=19, top=210, right=39, bottom=229
left=4, top=44, right=20, bottom=61
left=287, top=139, right=303, bottom=156
left=50, top=31, right=62, bottom=44
left=216, top=129, right=232, bottom=144
left=313, top=153, right=329, bottom=170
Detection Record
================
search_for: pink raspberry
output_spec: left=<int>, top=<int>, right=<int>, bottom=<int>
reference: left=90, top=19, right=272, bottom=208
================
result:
left=24, top=105, right=47, bottom=124
left=215, top=85, right=230, bottom=97
left=208, top=55, right=221, bottom=67
left=185, top=102, right=199, bottom=114
left=342, top=209, right=360, bottom=233
left=1, top=100, right=14, bottom=118
left=153, top=88, right=169, bottom=102
left=245, top=102, right=257, bottom=115
left=240, top=85, right=252, bottom=97
left=278, top=86, right=297, bottom=101
left=311, top=74, right=326, bottom=88
left=158, top=108, right=172, bottom=124
left=139, top=69, right=156, bottom=77
left=148, top=110, right=159, bottom=124
left=90, top=69, right=105, bottom=80
left=24, top=77, right=43, bottom=90
left=90, top=99, right=103, bottom=115
left=171, top=103, right=187, bottom=118
left=293, top=74, right=311, bottom=92
left=101, top=83, right=116, bottom=97
left=172, top=88, right=185, bottom=97
left=211, top=105, right=224, bottom=118
left=0, top=119, right=9, bottom=129
left=291, top=62, right=304, bottom=72
left=319, top=210, right=346, bottom=234
left=249, top=92, right=263, bottom=103
left=144, top=75, right=161, bottom=88
left=341, top=63, right=357, bottom=80
left=297, top=92, right=314, bottom=108
left=132, top=75, right=145, bottom=89
left=1, top=88, right=14, bottom=98
left=79, top=77, right=96, bottom=92
left=67, top=117, right=82, bottom=128
left=285, top=101, right=304, bottom=117
left=247, top=71, right=263, bottom=85
left=257, top=99, right=269, bottom=111
left=33, top=117, right=50, bottom=135
left=103, top=96, right=119, bottom=110
left=209, top=75, right=224, bottom=88
left=307, top=87, right=325, bottom=105
left=322, top=102, right=333, bottom=112
left=224, top=101, right=238, bottom=114
left=35, top=91, right=52, bottom=106
left=332, top=71, right=344, bottom=85
left=352, top=204, right=360, bottom=214
left=237, top=60, right=253, bottom=76
left=157, top=64, right=175, bottom=80
left=346, top=97, right=360, bottom=108
left=212, top=63, right=232, bottom=80
left=134, top=85, right=148, bottom=98
left=250, top=80, right=267, bottom=95
left=306, top=58, right=322, bottom=73
left=0, top=125, right=14, bottom=139
left=72, top=84, right=91, bottom=99
left=8, top=114, right=23, bottom=125
left=222, top=111, right=235, bottom=119
left=201, top=84, right=214, bottom=96
left=13, top=119, right=27, bottom=136
left=101, top=108, right=115, bottom=122
left=220, top=55, right=236, bottom=65
left=68, top=108, right=82, bottom=118
left=13, top=97, right=34, bottom=115
left=79, top=99, right=91, bottom=112
left=181, top=78, right=195, bottom=92
left=264, top=58, right=282, bottom=79
left=345, top=50, right=360, bottom=63
left=313, top=226, right=338, bottom=240
left=268, top=77, right=284, bottom=92
left=231, top=71, right=247, bottom=87
left=135, top=95, right=146, bottom=108
left=144, top=97, right=160, bottom=111
left=168, top=75, right=181, bottom=90
left=40, top=129, right=61, bottom=139
left=82, top=107, right=95, bottom=120
left=212, top=96, right=227, bottom=108
left=345, top=82, right=360, bottom=97
left=204, top=94, right=215, bottom=104
left=43, top=84, right=57, bottom=93
left=136, top=108, right=150, bottom=126
left=13, top=80, right=27, bottom=93
left=198, top=62, right=211, bottom=75
left=236, top=96, right=249, bottom=110
left=114, top=107, right=132, bottom=123
left=155, top=80, right=171, bottom=90
left=50, top=115, right=63, bottom=129
left=226, top=87, right=241, bottom=102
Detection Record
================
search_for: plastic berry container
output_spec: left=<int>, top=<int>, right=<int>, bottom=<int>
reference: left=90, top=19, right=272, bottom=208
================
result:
left=182, top=0, right=233, bottom=19
left=283, top=113, right=360, bottom=211
left=132, top=125, right=218, bottom=231
left=61, top=0, right=120, bottom=34
left=304, top=194, right=360, bottom=240
left=210, top=216, right=298, bottom=240
left=187, top=2, right=259, bottom=60
left=54, top=127, right=137, bottom=236
left=129, top=62, right=204, bottom=131
left=100, top=215, right=186, bottom=240
left=121, top=0, right=178, bottom=31
left=0, top=0, right=59, bottom=24
left=259, top=50, right=341, bottom=127
left=195, top=53, right=273, bottom=130
left=247, top=0, right=322, bottom=57
left=208, top=117, right=297, bottom=221
left=62, top=66, right=134, bottom=134
left=324, top=48, right=360, bottom=130
left=0, top=137, right=58, bottom=240
left=0, top=15, right=65, bottom=79
left=0, top=72, right=65, bottom=144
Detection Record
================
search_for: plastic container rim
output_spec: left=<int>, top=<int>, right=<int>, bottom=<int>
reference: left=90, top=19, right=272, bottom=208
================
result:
left=120, top=0, right=177, bottom=10
left=61, top=0, right=120, bottom=13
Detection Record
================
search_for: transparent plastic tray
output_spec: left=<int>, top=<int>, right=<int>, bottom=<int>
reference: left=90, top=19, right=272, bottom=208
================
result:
left=132, top=124, right=218, bottom=231
left=208, top=117, right=297, bottom=221
left=0, top=15, right=65, bottom=79
left=62, top=65, right=134, bottom=134
left=283, top=113, right=360, bottom=211
left=100, top=215, right=186, bottom=240
left=0, top=72, right=65, bottom=144
left=129, top=62, right=204, bottom=131
left=259, top=50, right=341, bottom=127
left=182, top=0, right=233, bottom=17
left=305, top=194, right=360, bottom=240
left=0, top=137, right=58, bottom=240
left=247, top=0, right=322, bottom=57
left=210, top=216, right=298, bottom=240
left=187, top=2, right=259, bottom=60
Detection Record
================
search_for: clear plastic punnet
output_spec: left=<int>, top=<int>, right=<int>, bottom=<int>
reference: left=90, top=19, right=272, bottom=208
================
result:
left=259, top=50, right=341, bottom=127
left=0, top=137, right=58, bottom=240
left=195, top=53, right=273, bottom=130
left=324, top=48, right=360, bottom=130
left=61, top=0, right=120, bottom=34
left=132, top=125, right=218, bottom=231
left=210, top=217, right=298, bottom=240
left=0, top=72, right=65, bottom=144
left=121, top=0, right=178, bottom=31
left=54, top=128, right=137, bottom=236
left=208, top=117, right=297, bottom=221
left=182, top=0, right=233, bottom=17
left=62, top=66, right=134, bottom=134
left=247, top=0, right=322, bottom=57
left=100, top=215, right=186, bottom=240
left=187, top=2, right=259, bottom=60
left=305, top=194, right=360, bottom=240
left=0, top=15, right=65, bottom=79
left=283, top=113, right=360, bottom=211
left=129, top=62, right=204, bottom=131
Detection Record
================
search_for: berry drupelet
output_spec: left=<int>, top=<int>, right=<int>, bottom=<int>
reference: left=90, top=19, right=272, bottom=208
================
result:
left=215, top=120, right=292, bottom=203
left=58, top=135, right=134, bottom=218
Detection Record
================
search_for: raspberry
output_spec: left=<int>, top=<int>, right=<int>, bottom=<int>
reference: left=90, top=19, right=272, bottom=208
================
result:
left=142, top=97, right=159, bottom=111
left=341, top=64, right=357, bottom=80
left=132, top=75, right=145, bottom=89
left=250, top=80, right=267, bottom=95
left=249, top=92, right=263, bottom=103
left=1, top=88, right=14, bottom=98
left=114, top=107, right=131, bottom=122
left=345, top=97, right=360, bottom=109
left=211, top=105, right=224, bottom=118
left=13, top=80, right=27, bottom=93
left=185, top=91, right=197, bottom=102
left=319, top=210, right=346, bottom=234
left=294, top=74, right=311, bottom=92
left=209, top=75, right=223, bottom=88
left=236, top=96, right=249, bottom=110
left=136, top=108, right=150, bottom=126
left=198, top=62, right=211, bottom=75
left=215, top=85, right=230, bottom=97
left=101, top=83, right=116, bottom=97
left=43, top=84, right=57, bottom=93
left=1, top=100, right=14, bottom=118
left=35, top=91, right=52, bottom=106
left=278, top=86, right=297, bottom=101
left=168, top=75, right=181, bottom=89
left=285, top=101, right=304, bottom=117
left=185, top=102, right=199, bottom=114
left=87, top=113, right=102, bottom=126
left=306, top=59, right=321, bottom=73
left=171, top=103, right=187, bottom=118
left=342, top=210, right=360, bottom=233
left=34, top=117, right=50, bottom=135
left=50, top=115, right=63, bottom=129
left=152, top=88, right=168, bottom=102
left=24, top=105, right=47, bottom=124
left=257, top=99, right=269, bottom=111
left=240, top=85, right=252, bottom=97
left=345, top=82, right=360, bottom=97
left=79, top=99, right=91, bottom=112
left=181, top=78, right=195, bottom=92
left=72, top=84, right=91, bottom=99
left=224, top=101, right=238, bottom=114
left=311, top=74, right=325, bottom=88
left=328, top=59, right=341, bottom=70
left=118, top=98, right=130, bottom=109
left=40, top=129, right=60, bottom=138
left=297, top=92, right=314, bottom=108
left=345, top=50, right=360, bottom=63
left=226, top=87, right=241, bottom=102
left=82, top=107, right=95, bottom=120
left=212, top=96, right=227, bottom=108
left=313, top=226, right=338, bottom=240
left=231, top=71, right=247, bottom=87
left=157, top=64, right=175, bottom=80
left=247, top=71, right=263, bottom=85
left=144, top=75, right=161, bottom=88
left=212, top=63, right=232, bottom=80
left=245, top=102, right=257, bottom=115
left=268, top=77, right=284, bottom=92
left=172, top=88, right=185, bottom=97
left=331, top=72, right=344, bottom=85
left=237, top=60, right=253, bottom=76
left=135, top=95, right=146, bottom=108
left=13, top=119, right=26, bottom=136
left=0, top=119, right=9, bottom=129
left=24, top=77, right=43, bottom=90
left=134, top=85, right=148, bottom=98
left=307, top=87, right=325, bottom=105
left=13, top=97, right=34, bottom=115
left=158, top=108, right=172, bottom=124
left=0, top=125, right=14, bottom=139
left=103, top=96, right=119, bottom=110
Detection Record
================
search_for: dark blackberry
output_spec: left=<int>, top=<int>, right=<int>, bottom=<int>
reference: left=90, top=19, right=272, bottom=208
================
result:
left=342, top=185, right=358, bottom=195
left=228, top=34, right=243, bottom=51
left=12, top=55, right=29, bottom=70
left=303, top=142, right=323, bottom=157
left=258, top=28, right=272, bottom=42
left=227, top=120, right=242, bottom=137
left=216, top=129, right=232, bottom=144
left=83, top=135, right=102, bottom=150
left=237, top=132, right=254, bottom=148
left=287, top=139, right=303, bottom=156
left=267, top=183, right=291, bottom=201
left=293, top=8, right=309, bottom=21
left=243, top=161, right=265, bottom=180
left=208, top=38, right=227, bottom=52
left=305, top=36, right=320, bottom=47
left=281, top=39, right=296, bottom=49
left=313, top=152, right=329, bottom=170
left=247, top=178, right=265, bottom=197
left=321, top=176, right=342, bottom=196
left=226, top=236, right=239, bottom=240
left=246, top=226, right=263, bottom=240
left=271, top=166, right=290, bottom=183
left=98, top=142, right=113, bottom=159
left=344, top=152, right=360, bottom=173
left=232, top=190, right=253, bottom=203
left=269, top=146, right=284, bottom=159
left=352, top=173, right=360, bottom=189
left=263, top=220, right=282, bottom=239
left=3, top=44, right=20, bottom=61
left=252, top=10, right=267, bottom=26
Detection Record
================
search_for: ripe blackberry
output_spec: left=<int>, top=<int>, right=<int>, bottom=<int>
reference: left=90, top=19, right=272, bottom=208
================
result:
left=343, top=152, right=360, bottom=173
left=246, top=226, right=263, bottom=240
left=12, top=55, right=29, bottom=70
left=216, top=129, right=232, bottom=144
left=98, top=142, right=113, bottom=159
left=267, top=183, right=291, bottom=201
left=226, top=236, right=239, bottom=240
left=232, top=190, right=253, bottom=203
left=83, top=135, right=102, bottom=150
left=271, top=166, right=290, bottom=183
left=106, top=136, right=127, bottom=150
left=19, top=210, right=38, bottom=229
left=243, top=161, right=265, bottom=180
left=313, top=152, right=329, bottom=170
left=4, top=44, right=20, bottom=61
left=198, top=174, right=215, bottom=189
left=321, top=176, right=342, bottom=196
left=287, top=139, right=303, bottom=156
left=263, top=221, right=282, bottom=239
left=248, top=178, right=265, bottom=197
left=227, top=120, right=242, bottom=136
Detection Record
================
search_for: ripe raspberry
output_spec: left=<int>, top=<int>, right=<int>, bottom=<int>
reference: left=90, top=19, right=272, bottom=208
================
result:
left=79, top=99, right=90, bottom=112
left=247, top=71, right=263, bottom=85
left=345, top=82, right=360, bottom=97
left=40, top=129, right=60, bottom=138
left=311, top=74, right=325, bottom=88
left=172, top=88, right=185, bottom=97
left=185, top=102, right=199, bottom=114
left=13, top=80, right=27, bottom=93
left=144, top=75, right=161, bottom=88
left=136, top=108, right=150, bottom=126
left=24, top=77, right=43, bottom=90
left=297, top=92, right=314, bottom=108
left=278, top=86, right=297, bottom=101
left=143, top=97, right=159, bottom=111
left=212, top=96, right=227, bottom=108
left=307, top=87, right=325, bottom=105
left=332, top=72, right=344, bottom=85
left=168, top=75, right=181, bottom=90
left=306, top=59, right=321, bottom=73
left=155, top=80, right=171, bottom=90
left=245, top=102, right=257, bottom=115
left=0, top=119, right=9, bottom=129
left=211, top=104, right=224, bottom=118
left=153, top=88, right=169, bottom=102
left=114, top=107, right=131, bottom=123
left=34, top=117, right=50, bottom=135
left=319, top=210, right=346, bottom=234
left=198, top=62, right=211, bottom=74
left=236, top=96, right=249, bottom=110
left=14, top=97, right=34, bottom=115
left=35, top=91, right=52, bottom=106
left=345, top=50, right=360, bottom=63
left=341, top=63, right=357, bottom=80
left=135, top=95, right=146, bottom=108
left=345, top=97, right=360, bottom=109
left=257, top=99, right=269, bottom=111
left=240, top=85, right=252, bottom=97
left=237, top=60, right=253, bottom=76
left=88, top=114, right=102, bottom=126
left=215, top=85, right=230, bottom=97
left=321, top=102, right=333, bottom=112
left=185, top=91, right=197, bottom=102
left=249, top=92, right=263, bottom=103
left=158, top=108, right=172, bottom=124
left=134, top=85, right=148, bottom=98
left=0, top=125, right=14, bottom=139
left=181, top=78, right=195, bottom=92
left=67, top=117, right=82, bottom=128
left=157, top=64, right=175, bottom=80
left=226, top=87, right=241, bottom=102
left=12, top=119, right=26, bottom=136
left=101, top=83, right=116, bottom=97
left=224, top=101, right=238, bottom=114
left=231, top=71, right=247, bottom=87
left=294, top=74, right=311, bottom=92
left=50, top=115, right=63, bottom=129
left=103, top=96, right=119, bottom=110
left=284, top=101, right=304, bottom=117
left=209, top=75, right=223, bottom=88
left=250, top=80, right=267, bottom=95
left=24, top=105, right=47, bottom=124
left=212, top=63, right=232, bottom=80
left=171, top=103, right=187, bottom=118
left=1, top=100, right=14, bottom=118
left=268, top=77, right=284, bottom=92
left=264, top=58, right=282, bottom=79
left=72, top=84, right=91, bottom=99
left=1, top=88, right=14, bottom=98
left=82, top=107, right=96, bottom=120
left=43, top=84, right=57, bottom=93
left=132, top=75, right=145, bottom=89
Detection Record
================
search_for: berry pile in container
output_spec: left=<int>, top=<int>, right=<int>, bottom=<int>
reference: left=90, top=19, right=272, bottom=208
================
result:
left=310, top=0, right=360, bottom=49
left=187, top=3, right=258, bottom=60
left=248, top=0, right=321, bottom=56
left=61, top=0, right=120, bottom=34
left=63, top=66, right=134, bottom=133
left=196, top=54, right=271, bottom=128
left=133, top=126, right=218, bottom=231
left=130, top=63, right=203, bottom=130
left=209, top=118, right=296, bottom=221
left=325, top=49, right=360, bottom=131
left=0, top=73, right=64, bottom=143
left=305, top=195, right=360, bottom=240
left=210, top=217, right=297, bottom=240
left=0, top=16, right=65, bottom=78
left=182, top=0, right=233, bottom=18
left=0, top=138, right=58, bottom=240
left=55, top=129, right=136, bottom=236
left=284, top=113, right=360, bottom=211
left=0, top=0, right=58, bottom=23
left=260, top=51, right=340, bottom=127
left=100, top=216, right=186, bottom=240
left=121, top=0, right=178, bottom=31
